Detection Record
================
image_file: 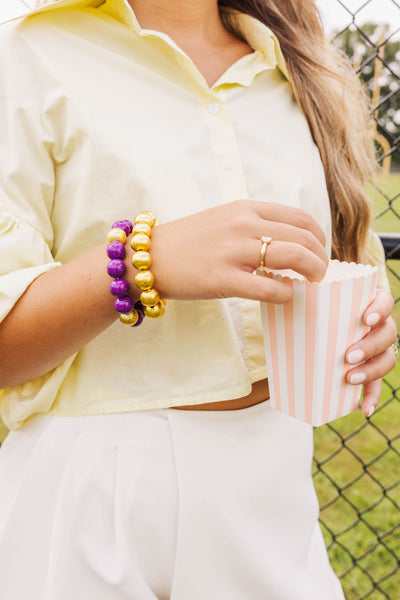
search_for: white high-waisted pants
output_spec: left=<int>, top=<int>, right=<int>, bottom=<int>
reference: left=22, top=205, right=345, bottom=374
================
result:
left=0, top=401, right=345, bottom=599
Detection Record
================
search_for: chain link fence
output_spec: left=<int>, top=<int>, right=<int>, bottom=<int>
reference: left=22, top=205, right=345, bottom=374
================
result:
left=0, top=1, right=399, bottom=598
left=313, top=2, right=400, bottom=599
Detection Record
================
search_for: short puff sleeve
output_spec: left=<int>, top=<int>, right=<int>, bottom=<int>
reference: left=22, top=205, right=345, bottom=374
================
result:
left=0, top=21, right=63, bottom=316
left=0, top=21, right=70, bottom=430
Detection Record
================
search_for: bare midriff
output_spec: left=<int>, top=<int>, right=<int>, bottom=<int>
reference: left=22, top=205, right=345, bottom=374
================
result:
left=174, top=378, right=270, bottom=411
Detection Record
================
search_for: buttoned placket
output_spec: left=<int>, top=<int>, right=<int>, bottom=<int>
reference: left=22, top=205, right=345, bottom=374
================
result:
left=171, top=47, right=275, bottom=378
left=179, top=64, right=272, bottom=379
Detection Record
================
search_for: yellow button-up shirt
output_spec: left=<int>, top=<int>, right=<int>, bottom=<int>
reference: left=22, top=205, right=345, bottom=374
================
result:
left=0, top=0, right=388, bottom=430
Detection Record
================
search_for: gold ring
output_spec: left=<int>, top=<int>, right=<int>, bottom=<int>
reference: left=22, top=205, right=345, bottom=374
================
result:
left=260, top=236, right=272, bottom=268
left=391, top=343, right=399, bottom=360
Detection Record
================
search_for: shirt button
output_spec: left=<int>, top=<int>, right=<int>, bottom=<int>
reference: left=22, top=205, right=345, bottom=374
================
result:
left=208, top=103, right=220, bottom=115
left=220, top=156, right=233, bottom=169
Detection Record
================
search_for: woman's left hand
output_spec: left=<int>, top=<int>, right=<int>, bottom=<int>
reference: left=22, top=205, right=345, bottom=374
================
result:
left=346, top=290, right=398, bottom=418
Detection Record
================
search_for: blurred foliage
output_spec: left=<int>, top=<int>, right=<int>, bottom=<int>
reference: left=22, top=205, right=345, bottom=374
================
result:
left=334, top=22, right=400, bottom=170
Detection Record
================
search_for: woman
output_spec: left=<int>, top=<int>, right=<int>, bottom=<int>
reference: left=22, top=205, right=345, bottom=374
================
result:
left=0, top=1, right=397, bottom=598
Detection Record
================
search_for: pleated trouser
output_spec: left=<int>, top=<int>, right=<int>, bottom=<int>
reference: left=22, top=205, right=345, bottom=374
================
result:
left=0, top=401, right=345, bottom=599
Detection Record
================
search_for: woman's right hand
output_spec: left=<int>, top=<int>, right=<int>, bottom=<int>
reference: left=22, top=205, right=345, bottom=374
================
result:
left=146, top=199, right=329, bottom=304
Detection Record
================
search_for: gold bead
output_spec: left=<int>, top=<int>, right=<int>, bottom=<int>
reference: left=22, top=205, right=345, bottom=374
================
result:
left=107, top=227, right=127, bottom=244
left=140, top=288, right=160, bottom=307
left=131, top=233, right=151, bottom=252
left=144, top=302, right=165, bottom=318
left=142, top=210, right=157, bottom=222
left=135, top=270, right=155, bottom=291
left=119, top=310, right=139, bottom=326
left=132, top=251, right=152, bottom=270
left=132, top=222, right=152, bottom=237
left=134, top=212, right=156, bottom=227
left=160, top=298, right=167, bottom=306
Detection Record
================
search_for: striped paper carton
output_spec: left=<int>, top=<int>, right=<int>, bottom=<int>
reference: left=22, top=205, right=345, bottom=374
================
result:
left=259, top=261, right=378, bottom=426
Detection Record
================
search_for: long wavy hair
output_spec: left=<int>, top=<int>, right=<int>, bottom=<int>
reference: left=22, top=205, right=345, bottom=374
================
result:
left=37, top=0, right=376, bottom=262
left=220, top=0, right=376, bottom=263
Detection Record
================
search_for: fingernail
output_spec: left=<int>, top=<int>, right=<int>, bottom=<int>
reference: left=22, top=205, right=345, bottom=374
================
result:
left=349, top=372, right=367, bottom=385
left=367, top=406, right=375, bottom=418
left=347, top=349, right=365, bottom=364
left=366, top=313, right=380, bottom=327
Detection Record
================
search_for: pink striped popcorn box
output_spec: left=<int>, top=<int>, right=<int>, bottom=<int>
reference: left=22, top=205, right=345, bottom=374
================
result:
left=259, top=261, right=379, bottom=426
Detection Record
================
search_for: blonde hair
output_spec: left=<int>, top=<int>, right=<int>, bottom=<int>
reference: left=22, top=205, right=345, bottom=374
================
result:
left=220, top=0, right=376, bottom=263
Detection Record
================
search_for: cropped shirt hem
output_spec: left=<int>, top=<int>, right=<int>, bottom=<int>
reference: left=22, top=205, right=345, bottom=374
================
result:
left=47, top=373, right=269, bottom=419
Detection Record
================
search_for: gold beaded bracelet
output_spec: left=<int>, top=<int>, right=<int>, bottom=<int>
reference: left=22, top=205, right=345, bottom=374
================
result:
left=131, top=211, right=166, bottom=319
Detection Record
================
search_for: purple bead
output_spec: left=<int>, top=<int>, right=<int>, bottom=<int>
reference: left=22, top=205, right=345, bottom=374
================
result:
left=107, top=241, right=126, bottom=260
left=134, top=301, right=145, bottom=317
left=110, top=278, right=129, bottom=297
left=107, top=259, right=126, bottom=278
left=132, top=311, right=145, bottom=327
left=112, top=220, right=133, bottom=235
left=115, top=296, right=134, bottom=314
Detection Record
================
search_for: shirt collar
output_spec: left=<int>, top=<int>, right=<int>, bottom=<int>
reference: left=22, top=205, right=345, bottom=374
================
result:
left=3, top=0, right=288, bottom=83
left=105, top=0, right=289, bottom=82
left=219, top=8, right=288, bottom=80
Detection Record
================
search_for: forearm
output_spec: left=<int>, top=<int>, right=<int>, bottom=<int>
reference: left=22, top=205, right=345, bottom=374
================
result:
left=0, top=243, right=139, bottom=388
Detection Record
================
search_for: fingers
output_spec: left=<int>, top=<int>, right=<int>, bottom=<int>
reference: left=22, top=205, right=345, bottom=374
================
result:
left=346, top=316, right=398, bottom=368
left=254, top=222, right=329, bottom=271
left=222, top=268, right=294, bottom=304
left=346, top=343, right=397, bottom=387
left=252, top=200, right=327, bottom=248
left=362, top=289, right=394, bottom=327
left=347, top=340, right=396, bottom=419
left=360, top=379, right=382, bottom=418
left=227, top=201, right=329, bottom=280
left=345, top=303, right=397, bottom=419
left=247, top=239, right=328, bottom=282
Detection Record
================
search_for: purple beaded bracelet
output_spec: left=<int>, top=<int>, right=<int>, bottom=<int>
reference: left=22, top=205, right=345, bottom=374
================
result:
left=106, top=219, right=145, bottom=327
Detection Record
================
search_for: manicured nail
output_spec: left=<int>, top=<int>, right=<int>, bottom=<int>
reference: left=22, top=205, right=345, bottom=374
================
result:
left=349, top=372, right=367, bottom=385
left=367, top=406, right=375, bottom=418
left=366, top=313, right=380, bottom=327
left=347, top=349, right=365, bottom=364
